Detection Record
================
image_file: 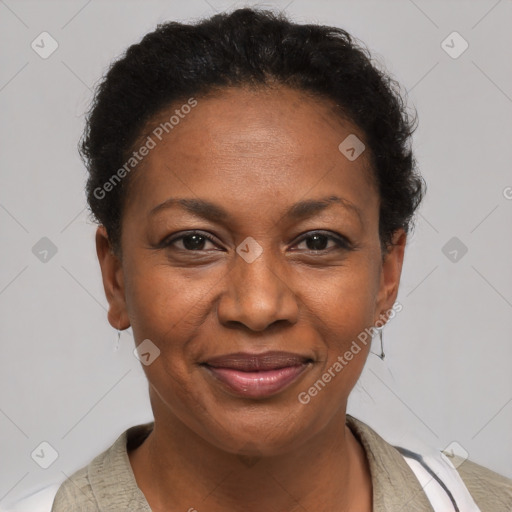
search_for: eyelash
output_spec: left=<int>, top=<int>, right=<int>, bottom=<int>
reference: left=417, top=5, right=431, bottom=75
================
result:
left=161, top=230, right=352, bottom=253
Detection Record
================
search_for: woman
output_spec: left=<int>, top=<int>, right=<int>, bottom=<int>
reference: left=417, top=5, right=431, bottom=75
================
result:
left=8, top=7, right=511, bottom=512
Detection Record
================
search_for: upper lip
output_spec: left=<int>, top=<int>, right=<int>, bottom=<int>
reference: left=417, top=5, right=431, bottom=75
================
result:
left=201, top=351, right=313, bottom=371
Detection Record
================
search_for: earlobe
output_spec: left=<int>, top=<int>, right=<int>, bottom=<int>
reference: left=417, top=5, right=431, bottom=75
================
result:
left=95, top=226, right=130, bottom=330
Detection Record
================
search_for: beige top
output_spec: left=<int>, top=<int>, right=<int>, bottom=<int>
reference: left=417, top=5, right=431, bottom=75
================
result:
left=50, top=415, right=512, bottom=511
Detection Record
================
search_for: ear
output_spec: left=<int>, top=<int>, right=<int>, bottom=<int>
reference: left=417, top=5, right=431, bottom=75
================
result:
left=95, top=225, right=130, bottom=330
left=373, top=228, right=407, bottom=325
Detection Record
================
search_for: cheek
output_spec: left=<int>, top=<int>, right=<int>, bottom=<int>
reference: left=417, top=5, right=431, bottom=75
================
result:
left=124, top=260, right=214, bottom=341
left=124, top=265, right=208, bottom=400
left=299, top=260, right=378, bottom=372
left=301, top=257, right=379, bottom=329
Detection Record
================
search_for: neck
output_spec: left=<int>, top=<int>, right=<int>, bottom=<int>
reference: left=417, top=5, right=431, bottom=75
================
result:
left=129, top=404, right=372, bottom=512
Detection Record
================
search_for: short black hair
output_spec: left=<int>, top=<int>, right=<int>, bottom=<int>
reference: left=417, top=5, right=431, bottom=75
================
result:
left=80, top=7, right=425, bottom=257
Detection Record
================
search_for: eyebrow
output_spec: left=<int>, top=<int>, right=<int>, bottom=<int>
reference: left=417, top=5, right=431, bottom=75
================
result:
left=149, top=195, right=363, bottom=226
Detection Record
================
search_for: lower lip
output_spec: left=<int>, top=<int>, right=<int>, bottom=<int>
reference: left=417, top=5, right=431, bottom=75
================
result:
left=202, top=363, right=310, bottom=399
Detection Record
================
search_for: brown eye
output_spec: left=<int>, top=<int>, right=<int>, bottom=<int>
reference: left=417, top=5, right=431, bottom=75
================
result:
left=293, top=231, right=351, bottom=252
left=162, top=231, right=220, bottom=251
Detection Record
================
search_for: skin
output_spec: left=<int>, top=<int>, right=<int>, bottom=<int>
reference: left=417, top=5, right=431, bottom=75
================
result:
left=96, top=85, right=406, bottom=512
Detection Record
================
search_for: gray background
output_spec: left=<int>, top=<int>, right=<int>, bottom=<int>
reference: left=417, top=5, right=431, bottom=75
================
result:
left=1, top=0, right=511, bottom=505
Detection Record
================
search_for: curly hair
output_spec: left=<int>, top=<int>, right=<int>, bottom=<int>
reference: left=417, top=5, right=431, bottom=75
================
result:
left=80, top=7, right=426, bottom=257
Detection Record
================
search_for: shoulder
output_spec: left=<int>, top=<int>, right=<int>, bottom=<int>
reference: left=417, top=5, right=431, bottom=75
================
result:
left=448, top=453, right=512, bottom=510
left=1, top=426, right=132, bottom=512
left=51, top=464, right=97, bottom=511
left=347, top=414, right=512, bottom=510
left=52, top=422, right=152, bottom=511
left=49, top=426, right=132, bottom=511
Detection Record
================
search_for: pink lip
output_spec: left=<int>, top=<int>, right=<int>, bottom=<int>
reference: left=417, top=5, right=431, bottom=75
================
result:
left=200, top=350, right=313, bottom=398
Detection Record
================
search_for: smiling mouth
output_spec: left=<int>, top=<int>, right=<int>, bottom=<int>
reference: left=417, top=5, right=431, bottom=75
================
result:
left=200, top=351, right=314, bottom=399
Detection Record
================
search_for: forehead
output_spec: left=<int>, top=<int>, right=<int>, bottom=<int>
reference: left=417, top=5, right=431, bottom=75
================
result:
left=125, top=86, right=377, bottom=222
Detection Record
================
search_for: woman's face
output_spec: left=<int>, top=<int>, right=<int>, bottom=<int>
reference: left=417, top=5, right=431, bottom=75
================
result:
left=98, top=85, right=406, bottom=456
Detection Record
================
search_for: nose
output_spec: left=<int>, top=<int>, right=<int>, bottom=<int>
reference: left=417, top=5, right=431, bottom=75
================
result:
left=216, top=249, right=300, bottom=332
